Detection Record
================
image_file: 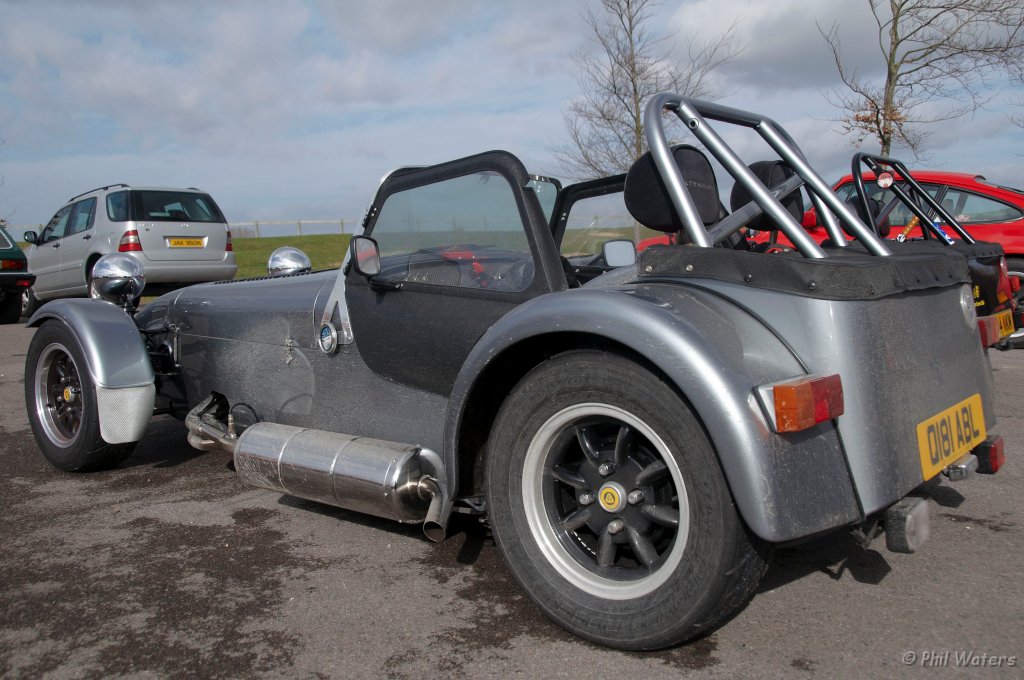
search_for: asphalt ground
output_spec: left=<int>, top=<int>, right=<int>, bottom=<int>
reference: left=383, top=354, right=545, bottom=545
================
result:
left=0, top=322, right=1021, bottom=679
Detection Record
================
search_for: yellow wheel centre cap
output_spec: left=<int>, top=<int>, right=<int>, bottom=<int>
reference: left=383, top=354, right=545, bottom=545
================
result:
left=598, top=482, right=626, bottom=513
left=63, top=386, right=74, bottom=403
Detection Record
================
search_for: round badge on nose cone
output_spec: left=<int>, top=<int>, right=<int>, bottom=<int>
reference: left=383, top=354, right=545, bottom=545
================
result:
left=598, top=482, right=626, bottom=513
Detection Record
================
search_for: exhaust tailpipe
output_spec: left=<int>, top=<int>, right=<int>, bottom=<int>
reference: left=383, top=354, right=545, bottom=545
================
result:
left=232, top=422, right=449, bottom=540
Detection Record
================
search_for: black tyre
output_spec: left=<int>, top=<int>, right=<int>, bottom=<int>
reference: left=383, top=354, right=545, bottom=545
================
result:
left=24, top=320, right=136, bottom=471
left=486, top=351, right=767, bottom=650
left=21, top=286, right=40, bottom=319
left=1006, top=257, right=1024, bottom=349
left=0, top=295, right=19, bottom=324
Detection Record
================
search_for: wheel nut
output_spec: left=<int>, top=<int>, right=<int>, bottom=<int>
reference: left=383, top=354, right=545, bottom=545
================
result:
left=578, top=492, right=595, bottom=506
left=607, top=519, right=625, bottom=535
left=598, top=462, right=615, bottom=477
left=627, top=489, right=644, bottom=505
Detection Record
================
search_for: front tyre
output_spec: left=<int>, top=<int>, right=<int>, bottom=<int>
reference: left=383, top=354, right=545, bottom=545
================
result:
left=25, top=320, right=136, bottom=471
left=486, top=351, right=767, bottom=650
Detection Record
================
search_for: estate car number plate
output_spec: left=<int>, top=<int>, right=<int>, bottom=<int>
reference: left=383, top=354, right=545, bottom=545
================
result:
left=916, top=393, right=985, bottom=480
left=996, top=309, right=1015, bottom=339
left=168, top=237, right=205, bottom=248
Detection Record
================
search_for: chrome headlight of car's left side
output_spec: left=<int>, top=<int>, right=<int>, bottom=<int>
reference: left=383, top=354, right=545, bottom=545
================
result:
left=90, top=253, right=146, bottom=306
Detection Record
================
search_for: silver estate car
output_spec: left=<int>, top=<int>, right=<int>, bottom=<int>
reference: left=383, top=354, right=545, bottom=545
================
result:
left=22, top=184, right=237, bottom=315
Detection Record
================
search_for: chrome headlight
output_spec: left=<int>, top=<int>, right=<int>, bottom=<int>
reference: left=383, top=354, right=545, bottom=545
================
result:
left=267, top=247, right=312, bottom=277
left=960, top=284, right=977, bottom=329
left=89, top=253, right=145, bottom=306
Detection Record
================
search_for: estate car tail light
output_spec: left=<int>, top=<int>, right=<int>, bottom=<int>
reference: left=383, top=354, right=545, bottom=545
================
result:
left=772, top=374, right=844, bottom=433
left=974, top=436, right=1005, bottom=474
left=118, top=230, right=143, bottom=252
left=225, top=229, right=233, bottom=252
left=1, top=258, right=26, bottom=271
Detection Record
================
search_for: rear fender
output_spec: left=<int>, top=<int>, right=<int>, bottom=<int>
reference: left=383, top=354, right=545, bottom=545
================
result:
left=444, top=285, right=862, bottom=543
left=27, top=299, right=154, bottom=444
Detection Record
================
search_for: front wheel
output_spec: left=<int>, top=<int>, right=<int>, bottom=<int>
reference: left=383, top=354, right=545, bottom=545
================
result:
left=25, top=320, right=137, bottom=471
left=486, top=351, right=767, bottom=650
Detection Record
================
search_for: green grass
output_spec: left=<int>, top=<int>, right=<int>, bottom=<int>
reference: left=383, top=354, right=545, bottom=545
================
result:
left=231, top=233, right=351, bottom=279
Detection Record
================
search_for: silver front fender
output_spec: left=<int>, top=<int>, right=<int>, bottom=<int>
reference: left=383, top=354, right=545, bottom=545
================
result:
left=445, top=284, right=862, bottom=544
left=28, top=299, right=155, bottom=444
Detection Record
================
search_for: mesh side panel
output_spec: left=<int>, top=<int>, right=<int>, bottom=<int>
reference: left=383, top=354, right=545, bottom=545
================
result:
left=96, top=383, right=155, bottom=444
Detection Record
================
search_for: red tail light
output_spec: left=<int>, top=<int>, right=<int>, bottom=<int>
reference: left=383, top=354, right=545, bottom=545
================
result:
left=978, top=315, right=1000, bottom=347
left=772, top=374, right=844, bottom=433
left=1, top=258, right=26, bottom=271
left=225, top=229, right=233, bottom=252
left=975, top=436, right=1005, bottom=474
left=118, top=230, right=142, bottom=252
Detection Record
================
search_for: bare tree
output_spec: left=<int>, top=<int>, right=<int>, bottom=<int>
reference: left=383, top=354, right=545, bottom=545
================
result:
left=822, top=0, right=1024, bottom=157
left=555, top=0, right=740, bottom=180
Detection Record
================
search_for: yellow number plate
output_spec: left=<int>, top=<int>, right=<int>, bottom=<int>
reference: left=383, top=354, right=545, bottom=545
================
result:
left=917, top=394, right=985, bottom=480
left=168, top=238, right=204, bottom=248
left=996, top=309, right=1015, bottom=339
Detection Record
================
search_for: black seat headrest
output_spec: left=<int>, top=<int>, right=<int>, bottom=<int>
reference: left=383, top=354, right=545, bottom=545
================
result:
left=845, top=197, right=891, bottom=238
left=624, top=145, right=720, bottom=232
left=729, top=160, right=805, bottom=231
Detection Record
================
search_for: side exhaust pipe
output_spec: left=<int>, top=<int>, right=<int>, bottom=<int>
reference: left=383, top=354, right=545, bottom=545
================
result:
left=185, top=398, right=449, bottom=541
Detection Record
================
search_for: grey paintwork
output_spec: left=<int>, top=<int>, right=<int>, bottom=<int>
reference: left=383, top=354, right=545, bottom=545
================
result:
left=137, top=273, right=448, bottom=453
left=27, top=298, right=154, bottom=389
left=690, top=278, right=993, bottom=516
left=445, top=284, right=861, bottom=543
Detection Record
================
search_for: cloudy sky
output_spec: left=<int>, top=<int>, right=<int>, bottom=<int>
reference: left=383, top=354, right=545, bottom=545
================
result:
left=1, top=0, right=1022, bottom=235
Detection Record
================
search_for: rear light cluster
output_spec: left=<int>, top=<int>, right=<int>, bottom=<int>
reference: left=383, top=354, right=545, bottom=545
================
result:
left=975, top=436, right=1005, bottom=474
left=771, top=374, right=844, bottom=433
left=118, top=230, right=143, bottom=252
left=1, top=258, right=26, bottom=271
left=977, top=315, right=1002, bottom=347
left=226, top=229, right=233, bottom=252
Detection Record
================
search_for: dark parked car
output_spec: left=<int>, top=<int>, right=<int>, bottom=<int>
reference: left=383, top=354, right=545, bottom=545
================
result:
left=21, top=95, right=1004, bottom=650
left=0, top=222, right=34, bottom=323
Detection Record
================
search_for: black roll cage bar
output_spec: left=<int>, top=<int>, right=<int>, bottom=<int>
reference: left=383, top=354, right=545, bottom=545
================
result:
left=851, top=152, right=975, bottom=245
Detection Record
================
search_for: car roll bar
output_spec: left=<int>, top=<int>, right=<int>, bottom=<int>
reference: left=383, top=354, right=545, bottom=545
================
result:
left=644, top=93, right=893, bottom=258
left=851, top=153, right=975, bottom=245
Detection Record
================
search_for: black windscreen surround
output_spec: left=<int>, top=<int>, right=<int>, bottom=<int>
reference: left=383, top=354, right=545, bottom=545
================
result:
left=624, top=145, right=720, bottom=232
left=729, top=160, right=804, bottom=231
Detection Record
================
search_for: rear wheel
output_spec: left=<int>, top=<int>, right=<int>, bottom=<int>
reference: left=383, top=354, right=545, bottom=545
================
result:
left=486, top=351, right=767, bottom=650
left=25, top=320, right=136, bottom=471
left=1006, top=257, right=1024, bottom=349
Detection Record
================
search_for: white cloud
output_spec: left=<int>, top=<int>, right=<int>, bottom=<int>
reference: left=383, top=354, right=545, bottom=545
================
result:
left=0, top=0, right=1022, bottom=231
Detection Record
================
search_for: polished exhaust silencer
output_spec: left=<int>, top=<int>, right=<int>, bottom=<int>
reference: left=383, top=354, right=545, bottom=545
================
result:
left=232, top=422, right=449, bottom=541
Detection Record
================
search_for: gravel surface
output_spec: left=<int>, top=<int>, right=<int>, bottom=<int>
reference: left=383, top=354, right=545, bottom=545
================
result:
left=1, top=323, right=1021, bottom=679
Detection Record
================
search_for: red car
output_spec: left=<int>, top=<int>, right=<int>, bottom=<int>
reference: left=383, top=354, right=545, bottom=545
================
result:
left=740, top=169, right=1024, bottom=346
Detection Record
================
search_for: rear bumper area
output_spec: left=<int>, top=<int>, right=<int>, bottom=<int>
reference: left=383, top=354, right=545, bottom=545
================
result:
left=0, top=271, right=35, bottom=289
left=127, top=256, right=237, bottom=285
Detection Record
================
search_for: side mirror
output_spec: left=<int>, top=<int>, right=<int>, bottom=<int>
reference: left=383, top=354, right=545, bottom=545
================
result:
left=23, top=231, right=38, bottom=245
left=350, top=235, right=381, bottom=277
left=602, top=239, right=637, bottom=267
left=267, top=246, right=312, bottom=277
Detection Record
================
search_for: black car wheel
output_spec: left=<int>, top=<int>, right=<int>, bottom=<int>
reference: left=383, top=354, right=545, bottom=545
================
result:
left=25, top=320, right=136, bottom=471
left=486, top=351, right=767, bottom=650
left=21, top=286, right=40, bottom=319
left=1006, top=257, right=1024, bottom=349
